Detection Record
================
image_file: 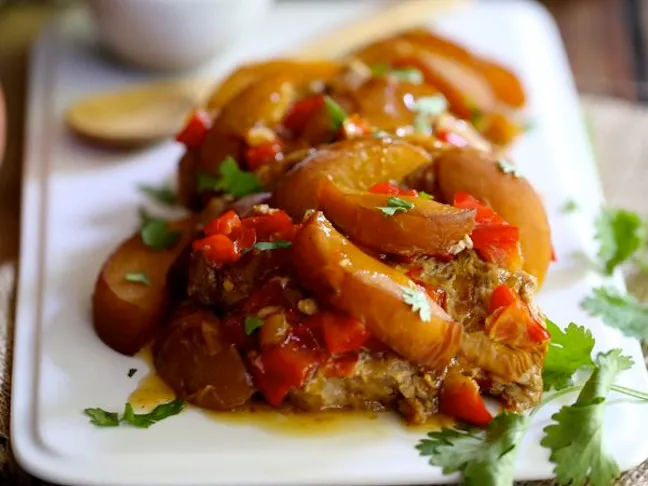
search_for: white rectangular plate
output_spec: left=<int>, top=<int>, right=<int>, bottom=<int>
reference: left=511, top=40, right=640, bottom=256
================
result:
left=12, top=1, right=648, bottom=485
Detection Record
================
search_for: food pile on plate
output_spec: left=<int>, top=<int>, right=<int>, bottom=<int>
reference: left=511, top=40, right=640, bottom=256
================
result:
left=92, top=28, right=554, bottom=427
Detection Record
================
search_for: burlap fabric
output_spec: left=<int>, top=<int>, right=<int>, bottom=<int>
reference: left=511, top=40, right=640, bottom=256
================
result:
left=1, top=6, right=648, bottom=486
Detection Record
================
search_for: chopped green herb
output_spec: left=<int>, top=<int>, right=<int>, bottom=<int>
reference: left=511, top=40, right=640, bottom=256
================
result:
left=122, top=400, right=185, bottom=429
left=253, top=241, right=292, bottom=251
left=595, top=208, right=646, bottom=275
left=196, top=156, right=262, bottom=198
left=543, top=319, right=595, bottom=391
left=377, top=196, right=415, bottom=216
left=582, top=286, right=648, bottom=340
left=389, top=68, right=424, bottom=84
left=244, top=316, right=264, bottom=335
left=323, top=95, right=348, bottom=131
left=84, top=408, right=120, bottom=427
left=128, top=368, right=137, bottom=378
left=140, top=219, right=181, bottom=251
left=138, top=184, right=177, bottom=206
left=470, top=109, right=485, bottom=129
left=372, top=130, right=391, bottom=139
left=496, top=159, right=522, bottom=178
left=125, top=272, right=151, bottom=286
left=400, top=285, right=431, bottom=322
left=411, top=95, right=448, bottom=134
left=561, top=200, right=579, bottom=213
left=418, top=413, right=528, bottom=486
left=369, top=64, right=389, bottom=76
left=418, top=191, right=434, bottom=200
left=541, top=350, right=633, bottom=486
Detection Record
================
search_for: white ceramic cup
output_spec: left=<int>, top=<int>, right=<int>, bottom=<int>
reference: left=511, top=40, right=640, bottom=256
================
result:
left=88, top=0, right=274, bottom=71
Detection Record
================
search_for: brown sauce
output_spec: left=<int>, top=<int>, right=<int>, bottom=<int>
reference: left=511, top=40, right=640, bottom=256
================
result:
left=129, top=346, right=453, bottom=434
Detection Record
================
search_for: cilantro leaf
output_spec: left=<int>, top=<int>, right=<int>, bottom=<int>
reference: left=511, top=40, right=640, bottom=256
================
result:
left=323, top=96, right=347, bottom=131
left=253, top=241, right=292, bottom=251
left=418, top=191, right=434, bottom=200
left=595, top=208, right=646, bottom=275
left=582, top=286, right=648, bottom=340
left=561, top=200, right=578, bottom=213
left=417, top=413, right=529, bottom=486
left=400, top=285, right=431, bottom=322
left=496, top=160, right=522, bottom=178
left=244, top=316, right=264, bottom=335
left=122, top=400, right=185, bottom=429
left=541, top=350, right=633, bottom=486
left=377, top=196, right=415, bottom=216
left=197, top=156, right=262, bottom=198
left=411, top=95, right=448, bottom=134
left=140, top=219, right=181, bottom=251
left=84, top=408, right=120, bottom=427
left=389, top=68, right=424, bottom=84
left=128, top=368, right=137, bottom=378
left=370, top=64, right=389, bottom=76
left=543, top=319, right=595, bottom=391
left=125, top=272, right=151, bottom=286
left=138, top=184, right=177, bottom=206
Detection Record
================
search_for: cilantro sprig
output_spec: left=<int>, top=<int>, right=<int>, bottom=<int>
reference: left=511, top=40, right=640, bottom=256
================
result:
left=400, top=285, right=431, bottom=322
left=138, top=183, right=177, bottom=206
left=377, top=196, right=414, bottom=216
left=542, top=319, right=595, bottom=390
left=582, top=286, right=648, bottom=340
left=138, top=208, right=181, bottom=251
left=244, top=316, right=264, bottom=335
left=125, top=272, right=151, bottom=286
left=323, top=96, right=348, bottom=132
left=595, top=208, right=647, bottom=275
left=197, top=156, right=262, bottom=198
left=411, top=95, right=448, bottom=134
left=253, top=241, right=292, bottom=251
left=84, top=400, right=185, bottom=429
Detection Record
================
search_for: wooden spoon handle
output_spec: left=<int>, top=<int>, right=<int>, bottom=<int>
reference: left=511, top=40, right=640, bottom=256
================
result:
left=292, top=0, right=472, bottom=59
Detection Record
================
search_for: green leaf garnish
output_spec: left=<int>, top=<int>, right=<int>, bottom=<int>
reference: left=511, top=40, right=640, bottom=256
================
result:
left=140, top=219, right=181, bottom=251
left=418, top=191, right=434, bottom=200
left=377, top=196, right=415, bottom=216
left=595, top=208, right=646, bottom=275
left=122, top=400, right=185, bottom=429
left=400, top=285, right=431, bottom=322
left=496, top=160, right=522, bottom=178
left=541, top=350, right=633, bottom=486
left=128, top=368, right=137, bottom=378
left=543, top=319, right=595, bottom=391
left=138, top=184, right=177, bottom=206
left=84, top=408, right=120, bottom=427
left=244, top=316, right=264, bottom=335
left=196, top=156, right=262, bottom=198
left=582, top=286, right=648, bottom=340
left=417, top=413, right=528, bottom=486
left=125, top=272, right=151, bottom=286
left=411, top=95, right=448, bottom=134
left=323, top=95, right=348, bottom=131
left=389, top=68, right=424, bottom=84
left=253, top=241, right=292, bottom=251
left=369, top=64, right=389, bottom=76
left=561, top=200, right=579, bottom=213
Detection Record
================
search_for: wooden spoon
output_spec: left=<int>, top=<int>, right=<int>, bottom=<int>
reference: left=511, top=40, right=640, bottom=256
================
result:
left=66, top=0, right=470, bottom=147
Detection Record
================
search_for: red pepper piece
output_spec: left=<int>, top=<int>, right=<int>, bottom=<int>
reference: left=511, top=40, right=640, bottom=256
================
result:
left=250, top=342, right=322, bottom=406
left=369, top=182, right=418, bottom=197
left=437, top=130, right=468, bottom=148
left=453, top=193, right=505, bottom=225
left=489, top=284, right=517, bottom=314
left=283, top=95, right=325, bottom=133
left=245, top=140, right=284, bottom=172
left=439, top=373, right=493, bottom=426
left=175, top=110, right=211, bottom=149
left=528, top=319, right=552, bottom=343
left=192, top=234, right=239, bottom=264
left=322, top=352, right=359, bottom=378
left=316, top=311, right=370, bottom=354
left=204, top=210, right=243, bottom=238
left=550, top=244, right=557, bottom=262
left=341, top=114, right=372, bottom=139
left=471, top=224, right=522, bottom=269
left=242, top=210, right=294, bottom=241
left=486, top=300, right=551, bottom=348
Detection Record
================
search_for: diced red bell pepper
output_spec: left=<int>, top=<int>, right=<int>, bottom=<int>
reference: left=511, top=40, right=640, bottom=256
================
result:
left=283, top=95, right=325, bottom=133
left=204, top=210, right=243, bottom=238
left=245, top=140, right=284, bottom=172
left=250, top=341, right=322, bottom=406
left=242, top=210, right=295, bottom=241
left=471, top=224, right=522, bottom=269
left=551, top=244, right=557, bottom=262
left=368, top=182, right=418, bottom=197
left=175, top=110, right=211, bottom=149
left=192, top=234, right=239, bottom=264
left=439, top=372, right=493, bottom=426
left=322, top=352, right=359, bottom=378
left=453, top=193, right=505, bottom=225
left=486, top=300, right=550, bottom=348
left=341, top=114, right=372, bottom=139
left=489, top=284, right=517, bottom=314
left=436, top=130, right=468, bottom=148
left=315, top=311, right=370, bottom=354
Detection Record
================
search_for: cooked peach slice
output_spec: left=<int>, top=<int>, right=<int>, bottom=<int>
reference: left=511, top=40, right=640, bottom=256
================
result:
left=292, top=212, right=462, bottom=369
